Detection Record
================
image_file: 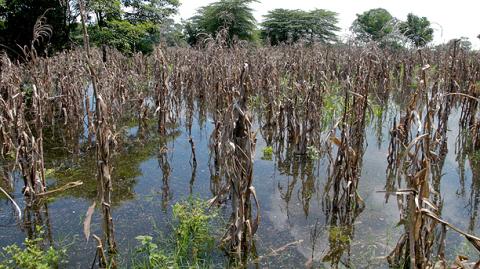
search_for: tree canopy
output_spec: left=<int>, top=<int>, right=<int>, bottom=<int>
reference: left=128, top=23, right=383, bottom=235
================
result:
left=87, top=0, right=122, bottom=27
left=261, top=8, right=339, bottom=45
left=85, top=0, right=180, bottom=54
left=123, top=0, right=179, bottom=24
left=351, top=8, right=396, bottom=43
left=399, top=13, right=434, bottom=47
left=0, top=1, right=471, bottom=56
left=0, top=0, right=70, bottom=57
left=185, top=0, right=257, bottom=45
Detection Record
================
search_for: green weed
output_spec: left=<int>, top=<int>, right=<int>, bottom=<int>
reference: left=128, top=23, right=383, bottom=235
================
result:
left=261, top=146, right=273, bottom=160
left=133, top=198, right=220, bottom=268
left=0, top=227, right=66, bottom=269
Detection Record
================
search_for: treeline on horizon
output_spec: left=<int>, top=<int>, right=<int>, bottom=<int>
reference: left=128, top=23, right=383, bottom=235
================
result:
left=0, top=0, right=478, bottom=58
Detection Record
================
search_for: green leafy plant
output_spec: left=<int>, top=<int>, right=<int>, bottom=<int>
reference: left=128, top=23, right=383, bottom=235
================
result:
left=133, top=198, right=220, bottom=268
left=133, top=236, right=172, bottom=268
left=261, top=146, right=273, bottom=160
left=0, top=227, right=66, bottom=269
left=172, top=198, right=216, bottom=264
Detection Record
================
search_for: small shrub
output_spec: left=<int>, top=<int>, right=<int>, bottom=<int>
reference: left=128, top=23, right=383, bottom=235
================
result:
left=0, top=228, right=66, bottom=269
left=134, top=236, right=172, bottom=268
left=134, top=198, right=219, bottom=268
left=172, top=198, right=216, bottom=264
left=261, top=146, right=273, bottom=160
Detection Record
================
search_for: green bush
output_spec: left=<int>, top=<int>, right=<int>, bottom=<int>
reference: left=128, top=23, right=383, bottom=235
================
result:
left=0, top=229, right=66, bottom=269
left=261, top=146, right=273, bottom=160
left=133, top=198, right=219, bottom=268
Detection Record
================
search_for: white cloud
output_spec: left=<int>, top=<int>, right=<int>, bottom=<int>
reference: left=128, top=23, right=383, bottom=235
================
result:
left=177, top=0, right=480, bottom=48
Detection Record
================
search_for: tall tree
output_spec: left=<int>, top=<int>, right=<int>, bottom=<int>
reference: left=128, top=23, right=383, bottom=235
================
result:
left=183, top=19, right=202, bottom=45
left=123, top=0, right=179, bottom=24
left=399, top=13, right=433, bottom=47
left=261, top=9, right=304, bottom=45
left=186, top=0, right=257, bottom=44
left=351, top=8, right=396, bottom=43
left=434, top=37, right=472, bottom=51
left=89, top=20, right=156, bottom=54
left=307, top=9, right=340, bottom=43
left=87, top=0, right=122, bottom=27
left=158, top=18, right=187, bottom=46
left=449, top=37, right=472, bottom=51
left=86, top=0, right=180, bottom=54
left=261, top=8, right=339, bottom=45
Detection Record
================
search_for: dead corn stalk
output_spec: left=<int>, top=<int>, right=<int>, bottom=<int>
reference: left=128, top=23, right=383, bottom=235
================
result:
left=78, top=1, right=117, bottom=267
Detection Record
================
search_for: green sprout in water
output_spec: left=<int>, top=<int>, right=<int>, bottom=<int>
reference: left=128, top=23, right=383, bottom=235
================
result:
left=133, top=198, right=221, bottom=268
left=262, top=146, right=274, bottom=160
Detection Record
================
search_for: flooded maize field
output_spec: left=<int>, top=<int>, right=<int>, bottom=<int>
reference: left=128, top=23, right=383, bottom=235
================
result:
left=1, top=42, right=480, bottom=268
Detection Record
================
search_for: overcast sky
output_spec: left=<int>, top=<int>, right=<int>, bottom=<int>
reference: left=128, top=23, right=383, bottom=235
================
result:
left=177, top=0, right=479, bottom=48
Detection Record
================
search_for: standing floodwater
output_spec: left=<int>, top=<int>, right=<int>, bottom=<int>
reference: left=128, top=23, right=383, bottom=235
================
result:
left=1, top=44, right=480, bottom=268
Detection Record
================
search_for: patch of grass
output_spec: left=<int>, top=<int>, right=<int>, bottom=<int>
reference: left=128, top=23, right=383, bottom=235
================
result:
left=133, top=198, right=221, bottom=268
